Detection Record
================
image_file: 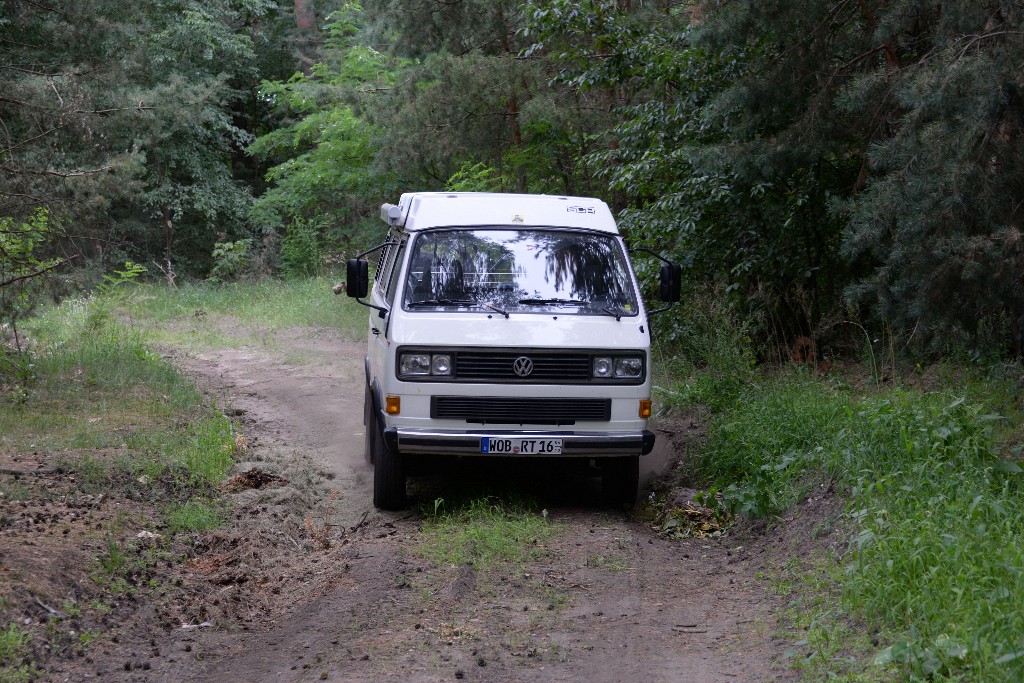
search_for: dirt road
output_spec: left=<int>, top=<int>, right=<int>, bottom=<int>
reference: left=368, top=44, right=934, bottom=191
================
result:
left=111, top=323, right=798, bottom=682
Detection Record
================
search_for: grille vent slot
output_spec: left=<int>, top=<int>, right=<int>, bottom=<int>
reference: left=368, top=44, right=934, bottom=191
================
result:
left=431, top=397, right=611, bottom=424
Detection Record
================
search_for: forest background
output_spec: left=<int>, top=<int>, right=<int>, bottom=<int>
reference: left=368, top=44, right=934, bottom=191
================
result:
left=4, top=4, right=1024, bottom=681
left=2, top=0, right=1023, bottom=360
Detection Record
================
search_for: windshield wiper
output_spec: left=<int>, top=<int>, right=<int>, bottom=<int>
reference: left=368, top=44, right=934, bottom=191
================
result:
left=600, top=306, right=623, bottom=321
left=408, top=298, right=509, bottom=319
left=483, top=302, right=509, bottom=319
left=408, top=298, right=480, bottom=307
left=517, top=298, right=589, bottom=306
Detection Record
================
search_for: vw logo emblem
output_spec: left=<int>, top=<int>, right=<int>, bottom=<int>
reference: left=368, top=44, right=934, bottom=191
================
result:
left=513, top=356, right=534, bottom=377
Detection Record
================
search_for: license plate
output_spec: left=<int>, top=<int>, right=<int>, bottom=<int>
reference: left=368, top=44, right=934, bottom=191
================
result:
left=481, top=437, right=562, bottom=455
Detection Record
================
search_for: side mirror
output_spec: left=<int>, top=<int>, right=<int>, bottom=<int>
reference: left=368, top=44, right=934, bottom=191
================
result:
left=658, top=263, right=681, bottom=303
left=346, top=258, right=369, bottom=298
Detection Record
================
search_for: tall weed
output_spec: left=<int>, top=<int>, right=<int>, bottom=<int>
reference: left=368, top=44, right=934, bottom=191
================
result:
left=655, top=290, right=756, bottom=412
left=0, top=622, right=35, bottom=682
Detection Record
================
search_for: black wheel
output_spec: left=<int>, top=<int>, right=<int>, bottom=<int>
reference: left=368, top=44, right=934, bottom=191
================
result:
left=372, top=417, right=406, bottom=510
left=602, top=455, right=639, bottom=507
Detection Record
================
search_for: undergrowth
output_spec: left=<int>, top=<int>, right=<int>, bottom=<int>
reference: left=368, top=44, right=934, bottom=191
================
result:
left=664, top=326, right=1024, bottom=680
left=0, top=623, right=36, bottom=682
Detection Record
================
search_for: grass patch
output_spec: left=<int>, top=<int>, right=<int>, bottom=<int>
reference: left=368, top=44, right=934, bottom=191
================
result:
left=0, top=623, right=37, bottom=683
left=120, top=277, right=366, bottom=344
left=5, top=298, right=238, bottom=486
left=1, top=290, right=238, bottom=605
left=165, top=499, right=223, bottom=533
left=671, top=361, right=1024, bottom=681
left=417, top=497, right=559, bottom=570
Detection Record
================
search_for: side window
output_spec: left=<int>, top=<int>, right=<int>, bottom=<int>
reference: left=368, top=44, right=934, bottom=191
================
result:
left=373, top=231, right=400, bottom=295
left=374, top=240, right=391, bottom=285
left=384, top=240, right=406, bottom=304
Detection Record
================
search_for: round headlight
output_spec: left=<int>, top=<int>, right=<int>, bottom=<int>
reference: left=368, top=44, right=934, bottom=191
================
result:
left=432, top=354, right=452, bottom=375
left=593, top=357, right=612, bottom=378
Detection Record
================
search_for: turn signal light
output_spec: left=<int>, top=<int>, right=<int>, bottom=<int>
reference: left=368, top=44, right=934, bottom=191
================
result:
left=386, top=395, right=401, bottom=415
left=639, top=399, right=652, bottom=418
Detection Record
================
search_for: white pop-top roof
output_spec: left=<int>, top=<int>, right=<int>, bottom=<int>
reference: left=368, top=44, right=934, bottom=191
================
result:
left=382, top=192, right=619, bottom=234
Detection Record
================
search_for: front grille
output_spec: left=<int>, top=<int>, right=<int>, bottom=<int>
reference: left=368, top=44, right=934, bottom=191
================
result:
left=456, top=351, right=592, bottom=382
left=431, top=397, right=611, bottom=425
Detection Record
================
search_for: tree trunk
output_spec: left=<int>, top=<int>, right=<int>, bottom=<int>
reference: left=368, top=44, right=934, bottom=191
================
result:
left=293, top=0, right=320, bottom=74
left=162, top=205, right=174, bottom=263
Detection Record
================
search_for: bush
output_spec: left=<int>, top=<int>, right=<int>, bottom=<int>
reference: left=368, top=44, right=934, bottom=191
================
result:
left=280, top=217, right=324, bottom=278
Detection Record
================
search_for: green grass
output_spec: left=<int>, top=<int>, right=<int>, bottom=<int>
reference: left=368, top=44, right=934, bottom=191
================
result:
left=0, top=623, right=36, bottom=683
left=4, top=293, right=238, bottom=492
left=165, top=499, right=223, bottom=532
left=670, top=363, right=1024, bottom=681
left=417, top=497, right=559, bottom=570
left=4, top=303, right=206, bottom=453
left=120, top=277, right=366, bottom=344
left=4, top=292, right=240, bottom=487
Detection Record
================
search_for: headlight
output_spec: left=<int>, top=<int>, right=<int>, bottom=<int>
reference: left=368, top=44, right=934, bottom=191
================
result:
left=593, top=355, right=643, bottom=380
left=399, top=352, right=453, bottom=377
left=614, top=357, right=643, bottom=378
left=399, top=353, right=431, bottom=375
left=431, top=354, right=452, bottom=376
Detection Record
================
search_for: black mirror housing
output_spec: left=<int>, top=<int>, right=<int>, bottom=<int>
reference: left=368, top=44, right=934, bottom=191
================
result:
left=658, top=263, right=682, bottom=303
left=346, top=258, right=369, bottom=298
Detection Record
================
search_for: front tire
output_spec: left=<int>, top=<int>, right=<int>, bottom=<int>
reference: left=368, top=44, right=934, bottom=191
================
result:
left=602, top=455, right=639, bottom=507
left=372, top=416, right=406, bottom=510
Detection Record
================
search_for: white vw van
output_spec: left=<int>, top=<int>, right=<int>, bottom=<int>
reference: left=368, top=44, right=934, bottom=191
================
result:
left=346, top=192, right=679, bottom=509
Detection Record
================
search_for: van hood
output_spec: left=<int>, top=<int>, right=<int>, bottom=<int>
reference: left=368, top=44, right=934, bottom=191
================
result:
left=389, top=312, right=649, bottom=350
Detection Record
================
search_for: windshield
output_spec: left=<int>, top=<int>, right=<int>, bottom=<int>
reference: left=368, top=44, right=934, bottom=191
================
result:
left=401, top=228, right=639, bottom=316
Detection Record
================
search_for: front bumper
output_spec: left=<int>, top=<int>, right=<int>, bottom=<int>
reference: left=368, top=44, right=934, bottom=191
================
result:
left=385, top=427, right=655, bottom=457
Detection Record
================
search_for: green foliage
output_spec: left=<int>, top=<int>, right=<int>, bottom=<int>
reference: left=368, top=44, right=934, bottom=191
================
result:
left=681, top=357, right=1024, bottom=679
left=86, top=261, right=146, bottom=331
left=361, top=0, right=609, bottom=196
left=249, top=3, right=400, bottom=244
left=0, top=0, right=294, bottom=278
left=837, top=4, right=1024, bottom=355
left=524, top=0, right=1024, bottom=357
left=446, top=162, right=507, bottom=193
left=95, top=261, right=146, bottom=298
left=526, top=1, right=854, bottom=346
left=209, top=239, right=253, bottom=282
left=0, top=208, right=62, bottom=326
left=0, top=623, right=35, bottom=683
left=279, top=218, right=323, bottom=278
left=4, top=0, right=1021, bottom=360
